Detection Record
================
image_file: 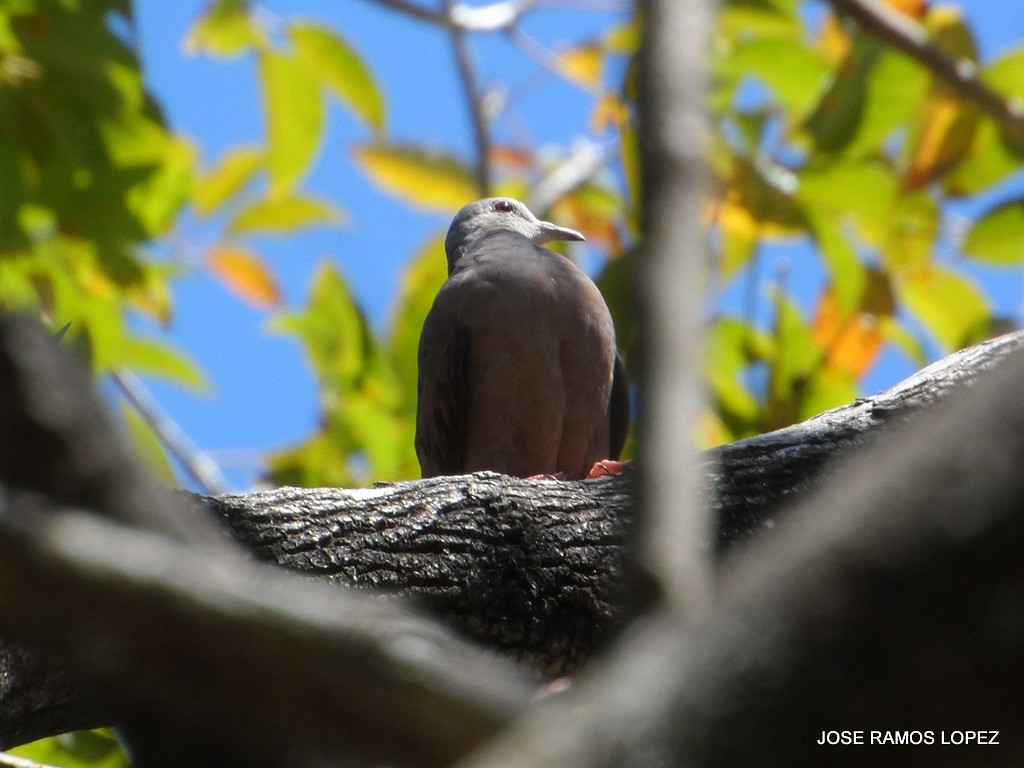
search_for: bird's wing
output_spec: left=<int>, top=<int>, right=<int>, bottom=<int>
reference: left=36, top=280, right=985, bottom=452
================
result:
left=608, top=353, right=630, bottom=460
left=415, top=305, right=468, bottom=477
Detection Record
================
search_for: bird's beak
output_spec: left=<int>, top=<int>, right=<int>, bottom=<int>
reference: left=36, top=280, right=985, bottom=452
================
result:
left=533, top=220, right=586, bottom=245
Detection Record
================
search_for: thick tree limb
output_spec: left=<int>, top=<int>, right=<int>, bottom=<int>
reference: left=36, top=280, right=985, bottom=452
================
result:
left=461, top=340, right=1024, bottom=768
left=2, top=317, right=1024, bottom=762
left=0, top=490, right=533, bottom=765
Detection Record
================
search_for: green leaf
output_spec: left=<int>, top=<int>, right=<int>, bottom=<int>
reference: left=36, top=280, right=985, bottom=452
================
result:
left=770, top=294, right=819, bottom=400
left=797, top=159, right=897, bottom=246
left=983, top=45, right=1024, bottom=100
left=121, top=402, right=177, bottom=487
left=877, top=316, right=927, bottom=368
left=804, top=39, right=928, bottom=156
left=128, top=134, right=197, bottom=237
left=353, top=143, right=477, bottom=211
left=880, top=191, right=938, bottom=271
left=270, top=261, right=415, bottom=483
left=185, top=0, right=262, bottom=58
left=289, top=23, right=386, bottom=133
left=228, top=195, right=346, bottom=235
left=717, top=0, right=802, bottom=44
left=619, top=120, right=642, bottom=238
left=944, top=116, right=1024, bottom=196
left=386, top=234, right=448, bottom=397
left=945, top=48, right=1024, bottom=195
left=962, top=199, right=1024, bottom=265
left=722, top=37, right=831, bottom=119
left=703, top=316, right=762, bottom=427
left=807, top=213, right=866, bottom=316
left=259, top=49, right=324, bottom=197
left=896, top=266, right=990, bottom=350
left=800, top=367, right=857, bottom=421
left=195, top=145, right=263, bottom=216
left=122, top=338, right=209, bottom=392
left=10, top=729, right=129, bottom=768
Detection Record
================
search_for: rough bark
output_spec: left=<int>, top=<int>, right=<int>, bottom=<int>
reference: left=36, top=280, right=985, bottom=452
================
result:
left=1, top=315, right=1023, bottom=763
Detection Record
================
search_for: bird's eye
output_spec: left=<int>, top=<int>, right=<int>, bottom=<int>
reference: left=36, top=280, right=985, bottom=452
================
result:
left=493, top=200, right=515, bottom=213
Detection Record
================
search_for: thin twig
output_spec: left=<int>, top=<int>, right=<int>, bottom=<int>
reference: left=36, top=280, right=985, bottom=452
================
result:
left=829, top=0, right=1024, bottom=141
left=360, top=0, right=446, bottom=25
left=506, top=26, right=605, bottom=98
left=111, top=370, right=230, bottom=495
left=362, top=0, right=536, bottom=32
left=528, top=139, right=617, bottom=213
left=445, top=0, right=494, bottom=195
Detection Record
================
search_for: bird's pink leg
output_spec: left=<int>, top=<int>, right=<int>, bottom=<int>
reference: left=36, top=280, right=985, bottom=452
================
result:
left=585, top=459, right=632, bottom=479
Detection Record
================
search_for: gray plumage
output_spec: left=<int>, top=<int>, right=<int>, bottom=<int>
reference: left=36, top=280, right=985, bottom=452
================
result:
left=416, top=197, right=628, bottom=478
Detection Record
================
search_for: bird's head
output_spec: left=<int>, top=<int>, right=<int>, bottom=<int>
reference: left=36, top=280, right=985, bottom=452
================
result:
left=444, top=197, right=585, bottom=273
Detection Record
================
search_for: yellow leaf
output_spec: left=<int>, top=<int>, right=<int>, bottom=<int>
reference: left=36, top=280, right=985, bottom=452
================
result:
left=353, top=144, right=477, bottom=211
left=557, top=44, right=603, bottom=88
left=925, top=5, right=978, bottom=60
left=195, top=145, right=263, bottom=216
left=590, top=92, right=628, bottom=134
left=818, top=12, right=851, bottom=63
left=184, top=0, right=262, bottom=58
left=902, top=91, right=978, bottom=191
left=207, top=246, right=282, bottom=309
left=714, top=161, right=804, bottom=273
left=228, top=195, right=346, bottom=234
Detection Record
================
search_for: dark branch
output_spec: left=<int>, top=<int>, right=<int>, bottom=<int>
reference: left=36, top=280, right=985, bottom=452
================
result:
left=445, top=0, right=493, bottom=195
left=2, top=313, right=1024, bottom=762
left=829, top=0, right=1024, bottom=141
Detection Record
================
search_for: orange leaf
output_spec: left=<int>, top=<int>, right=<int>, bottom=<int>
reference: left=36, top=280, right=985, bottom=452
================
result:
left=555, top=202, right=623, bottom=252
left=886, top=0, right=927, bottom=19
left=818, top=12, right=852, bottom=63
left=487, top=145, right=532, bottom=169
left=590, top=92, right=629, bottom=134
left=812, top=270, right=894, bottom=378
left=207, top=246, right=282, bottom=309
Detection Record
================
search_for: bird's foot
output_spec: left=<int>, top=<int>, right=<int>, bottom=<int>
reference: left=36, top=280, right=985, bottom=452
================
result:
left=525, top=471, right=574, bottom=481
left=585, top=459, right=632, bottom=479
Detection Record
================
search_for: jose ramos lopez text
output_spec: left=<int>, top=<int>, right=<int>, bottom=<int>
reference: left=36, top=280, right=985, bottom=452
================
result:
left=818, top=731, right=1000, bottom=746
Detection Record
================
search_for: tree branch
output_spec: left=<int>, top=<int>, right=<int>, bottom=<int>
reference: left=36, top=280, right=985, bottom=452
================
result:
left=3, top=317, right=1024, bottom=762
left=634, top=0, right=713, bottom=612
left=461, top=338, right=1024, bottom=768
left=110, top=370, right=229, bottom=496
left=362, top=0, right=536, bottom=33
left=445, top=0, right=494, bottom=195
left=0, top=490, right=533, bottom=765
left=829, top=0, right=1024, bottom=141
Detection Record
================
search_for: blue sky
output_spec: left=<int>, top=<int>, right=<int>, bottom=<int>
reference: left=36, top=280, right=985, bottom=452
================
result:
left=132, top=1, right=627, bottom=490
left=130, top=1, right=1024, bottom=491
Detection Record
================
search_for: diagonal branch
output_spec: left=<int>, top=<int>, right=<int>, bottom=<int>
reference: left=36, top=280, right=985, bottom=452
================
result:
left=110, top=370, right=230, bottom=496
left=829, top=0, right=1024, bottom=141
